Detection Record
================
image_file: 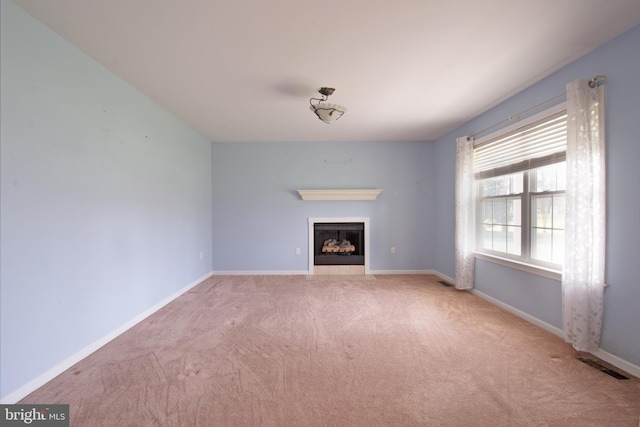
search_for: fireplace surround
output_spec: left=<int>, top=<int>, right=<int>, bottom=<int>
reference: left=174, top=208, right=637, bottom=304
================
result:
left=308, top=217, right=370, bottom=275
left=314, top=222, right=364, bottom=266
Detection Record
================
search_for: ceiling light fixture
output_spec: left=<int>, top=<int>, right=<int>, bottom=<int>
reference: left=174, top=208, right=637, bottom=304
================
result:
left=309, top=87, right=347, bottom=124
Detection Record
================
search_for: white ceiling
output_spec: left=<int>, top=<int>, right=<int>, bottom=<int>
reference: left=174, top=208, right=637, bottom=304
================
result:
left=12, top=0, right=640, bottom=143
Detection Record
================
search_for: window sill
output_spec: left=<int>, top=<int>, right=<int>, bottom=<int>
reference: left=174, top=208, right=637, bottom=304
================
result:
left=475, top=253, right=562, bottom=281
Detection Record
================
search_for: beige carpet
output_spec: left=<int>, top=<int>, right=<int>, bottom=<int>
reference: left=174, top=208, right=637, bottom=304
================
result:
left=20, top=275, right=640, bottom=426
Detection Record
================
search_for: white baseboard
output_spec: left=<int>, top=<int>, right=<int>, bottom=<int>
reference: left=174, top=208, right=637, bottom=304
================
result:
left=429, top=271, right=456, bottom=284
left=212, top=269, right=446, bottom=276
left=590, top=348, right=640, bottom=379
left=370, top=269, right=438, bottom=275
left=211, top=269, right=444, bottom=276
left=468, top=288, right=564, bottom=338
left=0, top=271, right=213, bottom=404
left=212, top=270, right=308, bottom=275
left=467, top=287, right=640, bottom=379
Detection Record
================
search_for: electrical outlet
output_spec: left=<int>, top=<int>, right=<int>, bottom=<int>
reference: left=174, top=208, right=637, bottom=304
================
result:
left=391, top=246, right=396, bottom=254
left=295, top=248, right=301, bottom=255
left=199, top=251, right=203, bottom=260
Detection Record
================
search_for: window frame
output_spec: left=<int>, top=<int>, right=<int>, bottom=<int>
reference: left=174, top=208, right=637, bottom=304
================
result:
left=473, top=103, right=567, bottom=279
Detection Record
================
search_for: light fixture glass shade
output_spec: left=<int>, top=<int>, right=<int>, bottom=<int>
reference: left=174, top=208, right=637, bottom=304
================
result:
left=310, top=103, right=347, bottom=123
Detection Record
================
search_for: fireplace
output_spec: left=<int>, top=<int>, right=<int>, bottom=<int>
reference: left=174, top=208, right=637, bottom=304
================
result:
left=314, top=222, right=364, bottom=266
left=308, top=217, right=370, bottom=275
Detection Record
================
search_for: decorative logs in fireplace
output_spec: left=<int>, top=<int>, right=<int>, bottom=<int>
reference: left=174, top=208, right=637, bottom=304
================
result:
left=322, top=239, right=355, bottom=254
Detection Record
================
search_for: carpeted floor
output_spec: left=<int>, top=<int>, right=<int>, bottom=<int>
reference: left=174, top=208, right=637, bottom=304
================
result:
left=20, top=275, right=640, bottom=426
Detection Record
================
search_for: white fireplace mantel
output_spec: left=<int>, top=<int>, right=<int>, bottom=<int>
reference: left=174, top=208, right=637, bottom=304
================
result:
left=297, top=189, right=382, bottom=201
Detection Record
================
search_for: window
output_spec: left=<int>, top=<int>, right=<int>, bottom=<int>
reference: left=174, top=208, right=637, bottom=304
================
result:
left=474, top=105, right=567, bottom=271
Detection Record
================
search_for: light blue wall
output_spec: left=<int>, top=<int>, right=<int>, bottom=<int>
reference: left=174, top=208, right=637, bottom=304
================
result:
left=212, top=141, right=435, bottom=272
left=0, top=1, right=213, bottom=399
left=433, top=25, right=640, bottom=367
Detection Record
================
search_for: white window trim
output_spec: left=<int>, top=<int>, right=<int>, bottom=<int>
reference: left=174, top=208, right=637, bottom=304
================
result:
left=474, top=101, right=567, bottom=281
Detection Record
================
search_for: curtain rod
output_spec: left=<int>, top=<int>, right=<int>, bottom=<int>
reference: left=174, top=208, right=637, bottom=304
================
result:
left=469, top=75, right=606, bottom=140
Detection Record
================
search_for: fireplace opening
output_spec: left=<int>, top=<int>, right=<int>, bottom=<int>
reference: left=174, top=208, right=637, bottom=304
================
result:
left=314, top=222, right=364, bottom=266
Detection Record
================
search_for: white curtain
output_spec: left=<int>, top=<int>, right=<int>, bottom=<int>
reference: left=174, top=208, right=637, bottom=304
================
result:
left=562, top=78, right=606, bottom=352
left=455, top=136, right=475, bottom=290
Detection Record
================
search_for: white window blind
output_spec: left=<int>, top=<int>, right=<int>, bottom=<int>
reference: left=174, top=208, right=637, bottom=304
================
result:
left=474, top=109, right=567, bottom=179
